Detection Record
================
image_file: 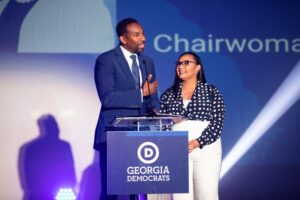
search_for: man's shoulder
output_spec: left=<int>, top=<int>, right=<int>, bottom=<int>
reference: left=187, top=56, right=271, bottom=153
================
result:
left=97, top=46, right=120, bottom=59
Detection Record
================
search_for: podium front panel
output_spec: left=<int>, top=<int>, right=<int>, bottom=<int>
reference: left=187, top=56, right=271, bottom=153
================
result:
left=107, top=131, right=188, bottom=194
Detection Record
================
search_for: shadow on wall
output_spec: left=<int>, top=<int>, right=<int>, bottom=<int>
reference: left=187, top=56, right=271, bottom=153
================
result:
left=18, top=114, right=77, bottom=200
left=78, top=151, right=135, bottom=200
left=78, top=151, right=101, bottom=199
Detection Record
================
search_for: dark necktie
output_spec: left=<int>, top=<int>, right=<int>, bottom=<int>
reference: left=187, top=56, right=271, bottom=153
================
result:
left=130, top=55, right=140, bottom=89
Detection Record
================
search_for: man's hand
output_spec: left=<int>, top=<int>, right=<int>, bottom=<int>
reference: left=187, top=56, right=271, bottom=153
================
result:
left=142, top=74, right=158, bottom=96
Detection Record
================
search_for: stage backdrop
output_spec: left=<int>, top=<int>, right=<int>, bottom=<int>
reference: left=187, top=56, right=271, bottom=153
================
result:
left=0, top=0, right=299, bottom=199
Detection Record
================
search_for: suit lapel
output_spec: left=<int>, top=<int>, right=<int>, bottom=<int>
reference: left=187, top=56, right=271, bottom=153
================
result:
left=114, top=46, right=136, bottom=86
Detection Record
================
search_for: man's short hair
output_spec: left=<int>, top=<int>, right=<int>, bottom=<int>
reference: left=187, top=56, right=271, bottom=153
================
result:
left=116, top=18, right=139, bottom=37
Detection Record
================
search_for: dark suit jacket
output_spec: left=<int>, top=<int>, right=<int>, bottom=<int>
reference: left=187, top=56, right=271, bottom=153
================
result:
left=94, top=46, right=159, bottom=149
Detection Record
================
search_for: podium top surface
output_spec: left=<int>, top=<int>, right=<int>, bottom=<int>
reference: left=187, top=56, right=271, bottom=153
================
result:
left=111, top=113, right=184, bottom=127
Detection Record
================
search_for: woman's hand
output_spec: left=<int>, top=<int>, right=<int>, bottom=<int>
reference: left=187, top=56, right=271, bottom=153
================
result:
left=188, top=139, right=200, bottom=153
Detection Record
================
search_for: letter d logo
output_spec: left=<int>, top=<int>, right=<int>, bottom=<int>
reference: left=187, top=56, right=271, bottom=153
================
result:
left=137, top=142, right=159, bottom=164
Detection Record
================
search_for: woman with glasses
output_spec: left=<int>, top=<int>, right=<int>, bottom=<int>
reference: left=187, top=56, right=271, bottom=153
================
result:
left=159, top=52, right=225, bottom=200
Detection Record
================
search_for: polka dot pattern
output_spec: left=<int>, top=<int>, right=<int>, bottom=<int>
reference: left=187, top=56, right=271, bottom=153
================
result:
left=160, top=81, right=225, bottom=148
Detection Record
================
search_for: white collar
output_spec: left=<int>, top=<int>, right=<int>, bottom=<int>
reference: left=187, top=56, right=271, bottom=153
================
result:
left=120, top=45, right=139, bottom=65
left=120, top=46, right=137, bottom=58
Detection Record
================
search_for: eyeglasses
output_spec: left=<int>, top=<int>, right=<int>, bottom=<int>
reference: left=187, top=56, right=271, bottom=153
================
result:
left=175, top=60, right=197, bottom=67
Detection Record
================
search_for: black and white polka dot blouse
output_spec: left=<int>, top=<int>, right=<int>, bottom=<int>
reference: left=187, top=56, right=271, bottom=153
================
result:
left=160, top=81, right=225, bottom=148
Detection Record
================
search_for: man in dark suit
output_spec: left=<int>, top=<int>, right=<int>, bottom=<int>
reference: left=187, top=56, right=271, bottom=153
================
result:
left=94, top=18, right=159, bottom=200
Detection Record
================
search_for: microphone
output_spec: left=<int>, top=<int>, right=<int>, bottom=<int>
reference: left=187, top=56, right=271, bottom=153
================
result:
left=143, top=59, right=156, bottom=116
left=143, top=60, right=151, bottom=96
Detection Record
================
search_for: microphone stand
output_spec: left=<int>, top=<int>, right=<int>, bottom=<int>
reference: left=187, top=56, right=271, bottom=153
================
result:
left=143, top=59, right=157, bottom=117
